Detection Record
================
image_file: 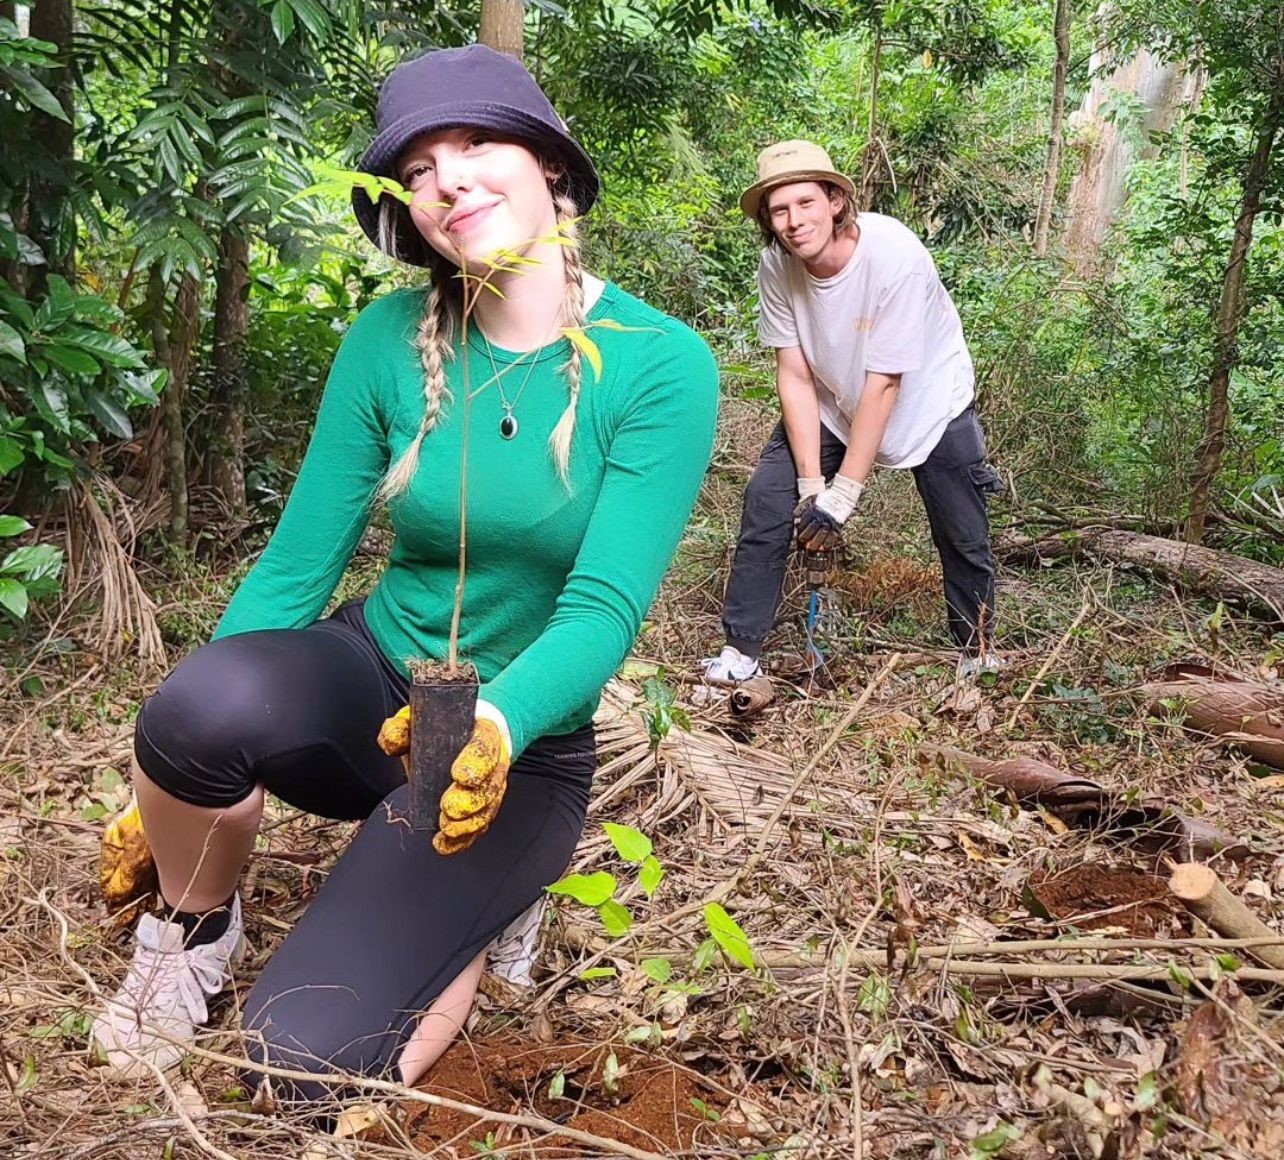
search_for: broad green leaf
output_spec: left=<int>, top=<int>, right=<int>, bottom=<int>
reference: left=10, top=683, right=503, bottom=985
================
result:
left=4, top=66, right=69, bottom=122
left=597, top=899, right=632, bottom=936
left=546, top=871, right=616, bottom=907
left=287, top=0, right=332, bottom=42
left=271, top=0, right=296, bottom=44
left=0, top=577, right=28, bottom=619
left=84, top=391, right=134, bottom=440
left=44, top=343, right=100, bottom=376
left=562, top=327, right=603, bottom=381
left=0, top=515, right=31, bottom=537
left=578, top=966, right=616, bottom=980
left=641, top=957, right=672, bottom=984
left=0, top=438, right=23, bottom=476
left=0, top=319, right=26, bottom=363
left=37, top=382, right=70, bottom=433
left=639, top=855, right=665, bottom=898
left=2, top=544, right=63, bottom=583
left=603, top=822, right=651, bottom=864
left=120, top=369, right=165, bottom=404
left=60, top=326, right=145, bottom=368
left=703, top=902, right=755, bottom=969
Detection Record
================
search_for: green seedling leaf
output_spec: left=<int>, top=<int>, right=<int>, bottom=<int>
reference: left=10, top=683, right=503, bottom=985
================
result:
left=639, top=855, right=664, bottom=898
left=703, top=902, right=755, bottom=969
left=618, top=659, right=659, bottom=680
left=1214, top=952, right=1241, bottom=972
left=16, top=1054, right=37, bottom=1092
left=547, top=870, right=616, bottom=907
left=641, top=957, right=672, bottom=984
left=578, top=966, right=617, bottom=980
left=597, top=898, right=632, bottom=937
left=547, top=1069, right=565, bottom=1099
left=857, top=972, right=892, bottom=1020
left=969, top=1121, right=1022, bottom=1158
left=1133, top=1070, right=1160, bottom=1112
left=692, top=937, right=717, bottom=972
left=690, top=1097, right=720, bottom=1122
left=603, top=822, right=651, bottom=864
left=0, top=515, right=31, bottom=537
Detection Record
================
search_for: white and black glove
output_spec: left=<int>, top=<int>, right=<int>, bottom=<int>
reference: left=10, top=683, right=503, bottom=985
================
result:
left=796, top=474, right=864, bottom=551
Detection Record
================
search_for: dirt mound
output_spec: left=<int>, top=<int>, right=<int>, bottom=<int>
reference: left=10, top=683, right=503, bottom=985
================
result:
left=1029, top=863, right=1184, bottom=935
left=403, top=1037, right=729, bottom=1155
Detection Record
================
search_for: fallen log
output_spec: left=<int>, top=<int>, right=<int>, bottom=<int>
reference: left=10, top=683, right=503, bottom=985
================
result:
left=1168, top=863, right=1284, bottom=970
left=1143, top=662, right=1284, bottom=770
left=997, top=529, right=1284, bottom=622
left=922, top=745, right=1247, bottom=861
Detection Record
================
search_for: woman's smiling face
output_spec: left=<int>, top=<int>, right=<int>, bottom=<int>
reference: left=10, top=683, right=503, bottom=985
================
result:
left=397, top=128, right=560, bottom=269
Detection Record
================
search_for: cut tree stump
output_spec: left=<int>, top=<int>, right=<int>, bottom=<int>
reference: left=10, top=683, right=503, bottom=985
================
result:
left=998, top=529, right=1284, bottom=622
left=1168, top=863, right=1284, bottom=970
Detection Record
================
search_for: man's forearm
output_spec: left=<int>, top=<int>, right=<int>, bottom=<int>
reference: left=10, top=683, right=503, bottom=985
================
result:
left=837, top=372, right=901, bottom=483
left=778, top=374, right=823, bottom=480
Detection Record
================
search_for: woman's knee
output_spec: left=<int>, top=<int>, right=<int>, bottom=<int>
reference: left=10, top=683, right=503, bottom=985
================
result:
left=134, top=635, right=286, bottom=808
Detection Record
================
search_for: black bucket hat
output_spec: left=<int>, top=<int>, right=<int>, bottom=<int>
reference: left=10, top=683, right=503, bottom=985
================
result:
left=352, top=44, right=600, bottom=266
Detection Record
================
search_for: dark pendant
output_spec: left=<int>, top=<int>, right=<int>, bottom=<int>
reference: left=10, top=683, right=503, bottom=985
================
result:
left=499, top=413, right=519, bottom=440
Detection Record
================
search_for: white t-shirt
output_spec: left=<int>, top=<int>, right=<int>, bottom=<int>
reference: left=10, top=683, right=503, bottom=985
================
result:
left=757, top=212, right=975, bottom=469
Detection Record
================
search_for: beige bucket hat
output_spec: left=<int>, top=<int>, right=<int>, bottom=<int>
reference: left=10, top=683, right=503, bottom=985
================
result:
left=739, top=139, right=856, bottom=218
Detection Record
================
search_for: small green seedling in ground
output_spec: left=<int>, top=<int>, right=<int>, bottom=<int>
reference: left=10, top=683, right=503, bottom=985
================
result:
left=547, top=1069, right=566, bottom=1100
left=601, top=1051, right=621, bottom=1098
left=640, top=675, right=690, bottom=750
left=969, top=1121, right=1022, bottom=1159
left=469, top=1131, right=500, bottom=1157
left=689, top=1097, right=720, bottom=1122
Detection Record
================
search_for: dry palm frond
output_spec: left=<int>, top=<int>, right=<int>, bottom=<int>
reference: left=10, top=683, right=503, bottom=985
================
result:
left=65, top=473, right=165, bottom=667
left=589, top=680, right=873, bottom=849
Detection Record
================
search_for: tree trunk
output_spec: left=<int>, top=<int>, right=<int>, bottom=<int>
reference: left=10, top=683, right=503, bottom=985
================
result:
left=1185, top=77, right=1284, bottom=545
left=997, top=528, right=1284, bottom=622
left=146, top=269, right=201, bottom=545
left=1064, top=13, right=1200, bottom=273
left=208, top=224, right=250, bottom=517
left=479, top=0, right=524, bottom=60
left=858, top=16, right=884, bottom=211
left=1034, top=0, right=1071, bottom=256
left=27, top=0, right=76, bottom=294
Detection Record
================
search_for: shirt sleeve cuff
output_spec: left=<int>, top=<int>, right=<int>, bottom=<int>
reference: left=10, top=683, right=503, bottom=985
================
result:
left=475, top=698, right=513, bottom=762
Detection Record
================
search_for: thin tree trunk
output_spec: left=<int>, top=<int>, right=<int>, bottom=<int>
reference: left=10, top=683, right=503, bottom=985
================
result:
left=209, top=224, right=250, bottom=517
left=1034, top=0, right=1071, bottom=255
left=28, top=0, right=75, bottom=294
left=146, top=269, right=200, bottom=545
left=1186, top=78, right=1284, bottom=544
left=858, top=15, right=884, bottom=210
left=479, top=0, right=524, bottom=60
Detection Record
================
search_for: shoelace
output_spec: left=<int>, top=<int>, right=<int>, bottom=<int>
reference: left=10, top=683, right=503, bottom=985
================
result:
left=118, top=940, right=226, bottom=1029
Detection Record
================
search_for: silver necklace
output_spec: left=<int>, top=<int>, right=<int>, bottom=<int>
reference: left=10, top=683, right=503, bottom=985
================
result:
left=477, top=312, right=562, bottom=441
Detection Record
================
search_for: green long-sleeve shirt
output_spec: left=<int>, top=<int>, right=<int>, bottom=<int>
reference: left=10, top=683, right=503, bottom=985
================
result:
left=214, top=282, right=719, bottom=756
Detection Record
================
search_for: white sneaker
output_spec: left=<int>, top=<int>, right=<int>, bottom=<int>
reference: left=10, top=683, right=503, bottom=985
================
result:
left=700, top=645, right=762, bottom=683
left=92, top=896, right=244, bottom=1075
left=958, top=652, right=1005, bottom=680
left=488, top=897, right=547, bottom=987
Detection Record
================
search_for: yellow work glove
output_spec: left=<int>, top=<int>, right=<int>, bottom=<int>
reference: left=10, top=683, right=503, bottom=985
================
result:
left=101, top=795, right=157, bottom=909
left=435, top=704, right=512, bottom=855
left=376, top=702, right=513, bottom=855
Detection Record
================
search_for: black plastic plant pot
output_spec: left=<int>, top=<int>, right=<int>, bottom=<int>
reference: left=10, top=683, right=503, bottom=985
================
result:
left=407, top=667, right=479, bottom=832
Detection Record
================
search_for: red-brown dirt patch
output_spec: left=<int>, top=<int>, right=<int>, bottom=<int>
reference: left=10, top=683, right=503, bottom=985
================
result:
left=402, top=1037, right=730, bottom=1156
left=1028, top=863, right=1185, bottom=935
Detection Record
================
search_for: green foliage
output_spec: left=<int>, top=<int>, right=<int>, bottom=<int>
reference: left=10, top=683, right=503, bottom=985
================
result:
left=0, top=517, right=63, bottom=620
left=639, top=675, right=690, bottom=750
left=702, top=901, right=756, bottom=969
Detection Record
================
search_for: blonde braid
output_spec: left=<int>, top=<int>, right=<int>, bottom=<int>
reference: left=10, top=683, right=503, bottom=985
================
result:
left=549, top=191, right=585, bottom=484
left=377, top=281, right=455, bottom=503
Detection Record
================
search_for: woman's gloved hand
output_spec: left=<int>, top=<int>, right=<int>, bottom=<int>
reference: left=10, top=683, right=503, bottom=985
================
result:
left=434, top=702, right=512, bottom=855
left=795, top=474, right=864, bottom=551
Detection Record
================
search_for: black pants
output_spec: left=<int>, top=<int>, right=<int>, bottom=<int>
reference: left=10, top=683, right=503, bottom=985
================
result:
left=722, top=407, right=1000, bottom=654
left=134, top=601, right=596, bottom=1101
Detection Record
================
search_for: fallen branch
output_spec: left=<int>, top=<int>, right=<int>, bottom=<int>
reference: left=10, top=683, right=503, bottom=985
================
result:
left=1144, top=663, right=1284, bottom=770
left=921, top=745, right=1247, bottom=860
left=997, top=529, right=1284, bottom=623
left=1169, top=863, right=1284, bottom=970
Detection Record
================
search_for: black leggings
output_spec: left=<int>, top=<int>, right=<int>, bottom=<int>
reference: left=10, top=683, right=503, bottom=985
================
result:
left=133, top=601, right=596, bottom=1100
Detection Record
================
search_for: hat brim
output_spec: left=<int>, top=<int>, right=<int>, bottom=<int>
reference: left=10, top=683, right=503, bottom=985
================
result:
left=739, top=170, right=856, bottom=220
left=351, top=103, right=601, bottom=267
